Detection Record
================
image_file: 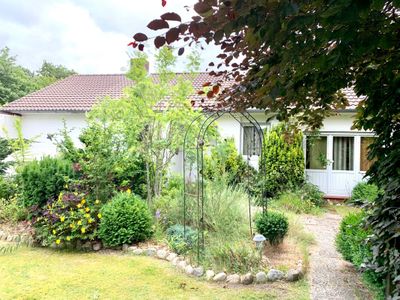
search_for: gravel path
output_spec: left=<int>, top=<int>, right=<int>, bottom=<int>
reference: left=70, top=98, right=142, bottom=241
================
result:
left=301, top=212, right=373, bottom=300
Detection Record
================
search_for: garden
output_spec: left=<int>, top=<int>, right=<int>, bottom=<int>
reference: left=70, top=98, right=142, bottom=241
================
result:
left=0, top=48, right=384, bottom=299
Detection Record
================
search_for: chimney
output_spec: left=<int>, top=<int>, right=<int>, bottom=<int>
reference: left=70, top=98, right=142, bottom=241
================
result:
left=130, top=58, right=149, bottom=73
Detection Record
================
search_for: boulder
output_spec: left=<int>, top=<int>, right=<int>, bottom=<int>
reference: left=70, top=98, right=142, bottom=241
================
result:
left=144, top=248, right=156, bottom=256
left=185, top=265, right=194, bottom=275
left=193, top=266, right=204, bottom=277
left=205, top=270, right=215, bottom=281
left=255, top=271, right=267, bottom=284
left=240, top=273, right=254, bottom=285
left=267, top=269, right=284, bottom=281
left=286, top=269, right=302, bottom=282
left=172, top=257, right=180, bottom=265
left=132, top=249, right=144, bottom=255
left=213, top=272, right=227, bottom=282
left=156, top=249, right=168, bottom=259
left=122, top=244, right=129, bottom=251
left=166, top=253, right=178, bottom=262
left=127, top=246, right=138, bottom=251
left=92, top=242, right=102, bottom=251
left=226, top=274, right=241, bottom=284
left=178, top=260, right=187, bottom=270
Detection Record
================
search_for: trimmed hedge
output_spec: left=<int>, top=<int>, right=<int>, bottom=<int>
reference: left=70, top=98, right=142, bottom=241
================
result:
left=18, top=156, right=75, bottom=208
left=98, top=193, right=153, bottom=247
left=255, top=211, right=289, bottom=245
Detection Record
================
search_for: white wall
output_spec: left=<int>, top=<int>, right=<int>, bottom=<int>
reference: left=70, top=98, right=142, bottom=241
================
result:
left=1, top=112, right=87, bottom=160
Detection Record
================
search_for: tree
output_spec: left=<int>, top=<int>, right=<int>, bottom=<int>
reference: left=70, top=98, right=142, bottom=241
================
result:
left=0, top=47, right=37, bottom=105
left=133, top=1, right=399, bottom=296
left=34, top=61, right=76, bottom=89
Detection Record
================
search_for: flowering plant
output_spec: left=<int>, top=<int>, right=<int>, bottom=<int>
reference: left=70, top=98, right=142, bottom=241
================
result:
left=33, top=186, right=102, bottom=247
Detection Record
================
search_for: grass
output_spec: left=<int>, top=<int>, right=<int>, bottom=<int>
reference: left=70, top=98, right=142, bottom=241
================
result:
left=326, top=203, right=361, bottom=217
left=0, top=246, right=310, bottom=300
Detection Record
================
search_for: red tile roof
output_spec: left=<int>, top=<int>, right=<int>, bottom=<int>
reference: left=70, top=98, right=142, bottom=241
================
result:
left=0, top=73, right=363, bottom=114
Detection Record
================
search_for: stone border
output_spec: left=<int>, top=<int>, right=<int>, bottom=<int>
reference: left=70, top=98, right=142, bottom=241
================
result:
left=0, top=230, right=34, bottom=246
left=123, top=244, right=305, bottom=284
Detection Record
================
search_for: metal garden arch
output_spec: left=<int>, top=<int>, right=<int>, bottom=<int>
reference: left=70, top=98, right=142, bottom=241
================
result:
left=182, top=110, right=267, bottom=262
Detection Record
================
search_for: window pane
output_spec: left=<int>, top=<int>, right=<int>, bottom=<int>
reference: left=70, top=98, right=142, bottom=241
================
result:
left=243, top=126, right=261, bottom=156
left=333, top=137, right=354, bottom=170
left=360, top=137, right=375, bottom=171
left=306, top=136, right=327, bottom=169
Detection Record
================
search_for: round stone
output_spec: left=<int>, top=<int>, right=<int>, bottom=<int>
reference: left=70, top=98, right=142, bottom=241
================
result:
left=166, top=253, right=178, bottom=262
left=193, top=266, right=204, bottom=277
left=226, top=274, right=240, bottom=284
left=267, top=269, right=284, bottom=281
left=156, top=249, right=168, bottom=259
left=240, top=273, right=253, bottom=285
left=205, top=270, right=215, bottom=281
left=255, top=271, right=267, bottom=284
left=213, top=272, right=227, bottom=282
left=185, top=265, right=194, bottom=275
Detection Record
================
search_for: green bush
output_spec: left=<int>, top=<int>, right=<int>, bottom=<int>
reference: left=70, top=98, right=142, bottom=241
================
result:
left=17, top=156, right=75, bottom=208
left=300, top=183, right=325, bottom=207
left=98, top=192, right=153, bottom=247
left=0, top=197, right=27, bottom=224
left=0, top=176, right=17, bottom=201
left=336, top=212, right=384, bottom=299
left=273, top=191, right=317, bottom=214
left=255, top=211, right=289, bottom=245
left=260, top=123, right=304, bottom=201
left=165, top=224, right=197, bottom=255
left=349, top=182, right=380, bottom=205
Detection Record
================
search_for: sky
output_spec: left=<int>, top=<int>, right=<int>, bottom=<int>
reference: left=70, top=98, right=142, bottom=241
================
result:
left=0, top=0, right=219, bottom=74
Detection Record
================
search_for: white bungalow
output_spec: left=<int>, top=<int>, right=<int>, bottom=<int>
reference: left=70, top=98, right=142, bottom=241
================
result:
left=0, top=73, right=373, bottom=198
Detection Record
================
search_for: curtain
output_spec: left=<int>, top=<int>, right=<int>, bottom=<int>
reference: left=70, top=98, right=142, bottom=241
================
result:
left=306, top=137, right=327, bottom=169
left=333, top=137, right=354, bottom=170
left=360, top=137, right=375, bottom=171
left=243, top=126, right=261, bottom=156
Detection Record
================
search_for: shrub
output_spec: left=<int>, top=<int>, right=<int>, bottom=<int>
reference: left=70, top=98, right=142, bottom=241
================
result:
left=255, top=211, right=289, bottom=245
left=349, top=182, right=380, bottom=205
left=17, top=156, right=75, bottom=208
left=204, top=240, right=261, bottom=273
left=336, top=212, right=385, bottom=299
left=260, top=123, right=304, bottom=201
left=0, top=197, right=27, bottom=224
left=0, top=176, right=17, bottom=201
left=165, top=224, right=197, bottom=255
left=300, top=183, right=325, bottom=207
left=98, top=192, right=153, bottom=247
left=273, top=191, right=317, bottom=214
left=33, top=187, right=101, bottom=247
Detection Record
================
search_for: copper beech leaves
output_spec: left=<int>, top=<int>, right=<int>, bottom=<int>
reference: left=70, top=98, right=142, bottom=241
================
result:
left=194, top=2, right=212, bottom=16
left=133, top=33, right=148, bottom=42
left=178, top=47, right=185, bottom=56
left=166, top=28, right=180, bottom=44
left=147, top=19, right=169, bottom=30
left=161, top=12, right=182, bottom=22
left=154, top=36, right=166, bottom=48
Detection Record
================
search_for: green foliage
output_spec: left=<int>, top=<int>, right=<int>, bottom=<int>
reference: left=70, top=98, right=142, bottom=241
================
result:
left=349, top=182, right=380, bottom=205
left=33, top=188, right=101, bottom=247
left=260, top=123, right=304, bottom=200
left=98, top=192, right=153, bottom=247
left=336, top=212, right=384, bottom=299
left=204, top=138, right=257, bottom=191
left=300, top=183, right=325, bottom=207
left=272, top=191, right=320, bottom=215
left=204, top=240, right=261, bottom=273
left=0, top=176, right=17, bottom=201
left=165, top=224, right=197, bottom=255
left=0, top=197, right=27, bottom=224
left=255, top=211, right=289, bottom=246
left=17, top=156, right=75, bottom=208
left=0, top=138, right=13, bottom=174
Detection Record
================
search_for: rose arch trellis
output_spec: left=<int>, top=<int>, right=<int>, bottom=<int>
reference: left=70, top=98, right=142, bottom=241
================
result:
left=182, top=110, right=267, bottom=262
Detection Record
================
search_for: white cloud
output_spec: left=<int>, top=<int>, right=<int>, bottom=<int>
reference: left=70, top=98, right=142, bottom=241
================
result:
left=0, top=0, right=219, bottom=74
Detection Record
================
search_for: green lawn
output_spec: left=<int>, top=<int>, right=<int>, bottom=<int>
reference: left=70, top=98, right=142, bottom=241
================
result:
left=0, top=247, right=309, bottom=300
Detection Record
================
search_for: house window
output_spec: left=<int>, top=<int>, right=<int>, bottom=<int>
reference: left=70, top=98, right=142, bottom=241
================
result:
left=333, top=137, right=354, bottom=170
left=360, top=137, right=375, bottom=172
left=243, top=125, right=261, bottom=156
left=306, top=136, right=327, bottom=169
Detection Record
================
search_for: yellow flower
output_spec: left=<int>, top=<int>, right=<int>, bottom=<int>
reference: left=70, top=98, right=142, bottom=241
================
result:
left=73, top=192, right=78, bottom=196
left=95, top=199, right=100, bottom=204
left=85, top=207, right=90, bottom=212
left=70, top=223, right=75, bottom=229
left=126, top=188, right=132, bottom=194
left=56, top=239, right=61, bottom=245
left=60, top=216, right=65, bottom=222
left=58, top=192, right=63, bottom=201
left=77, top=203, right=82, bottom=208
left=52, top=230, right=56, bottom=235
left=81, top=227, right=86, bottom=234
left=85, top=213, right=90, bottom=218
left=66, top=236, right=71, bottom=241
left=77, top=220, right=82, bottom=226
left=97, top=213, right=102, bottom=219
left=88, top=218, right=93, bottom=224
left=81, top=198, right=86, bottom=204
left=64, top=184, right=68, bottom=189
